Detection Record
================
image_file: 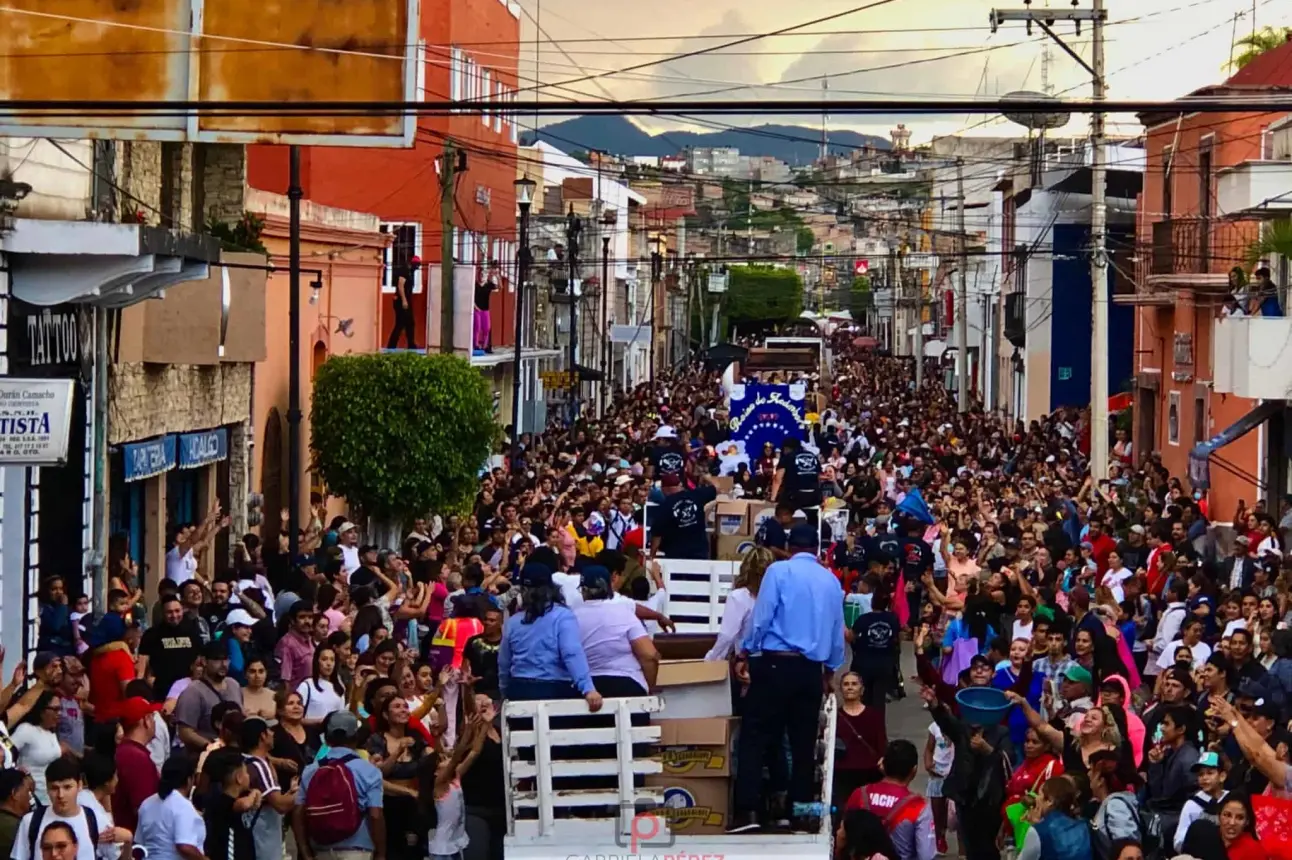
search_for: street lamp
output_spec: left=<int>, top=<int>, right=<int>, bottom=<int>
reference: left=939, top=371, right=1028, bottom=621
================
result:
left=566, top=205, right=583, bottom=436
left=511, top=173, right=536, bottom=435
left=600, top=207, right=616, bottom=415
left=649, top=233, right=664, bottom=379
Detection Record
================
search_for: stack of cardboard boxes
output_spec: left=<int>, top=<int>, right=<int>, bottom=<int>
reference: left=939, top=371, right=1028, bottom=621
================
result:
left=713, top=499, right=776, bottom=560
left=648, top=648, right=738, bottom=834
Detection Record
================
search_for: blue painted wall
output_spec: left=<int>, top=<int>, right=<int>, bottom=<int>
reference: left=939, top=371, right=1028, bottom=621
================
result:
left=1048, top=223, right=1133, bottom=411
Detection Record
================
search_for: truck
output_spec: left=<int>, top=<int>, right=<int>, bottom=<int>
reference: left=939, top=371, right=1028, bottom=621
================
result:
left=500, top=693, right=839, bottom=860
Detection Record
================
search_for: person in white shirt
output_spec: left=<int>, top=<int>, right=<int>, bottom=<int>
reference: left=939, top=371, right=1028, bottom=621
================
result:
left=164, top=504, right=229, bottom=586
left=134, top=757, right=205, bottom=860
left=1012, top=594, right=1036, bottom=643
left=11, top=756, right=103, bottom=860
left=1173, top=751, right=1229, bottom=853
left=337, top=521, right=361, bottom=575
left=705, top=548, right=772, bottom=661
left=1155, top=617, right=1212, bottom=671
left=1100, top=550, right=1134, bottom=604
left=605, top=498, right=638, bottom=551
left=78, top=754, right=125, bottom=860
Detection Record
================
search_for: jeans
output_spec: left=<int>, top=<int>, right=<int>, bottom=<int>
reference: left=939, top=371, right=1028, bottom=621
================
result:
left=473, top=308, right=491, bottom=350
left=734, top=654, right=824, bottom=814
left=387, top=302, right=416, bottom=348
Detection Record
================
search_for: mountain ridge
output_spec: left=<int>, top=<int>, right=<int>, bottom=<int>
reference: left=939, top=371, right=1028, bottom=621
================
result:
left=522, top=116, right=890, bottom=164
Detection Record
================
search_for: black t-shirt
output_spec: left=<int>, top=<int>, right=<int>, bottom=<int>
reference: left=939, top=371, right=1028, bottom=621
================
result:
left=654, top=485, right=718, bottom=560
left=201, top=602, right=231, bottom=633
left=850, top=610, right=900, bottom=672
left=204, top=792, right=255, bottom=860
left=757, top=519, right=789, bottom=551
left=139, top=620, right=202, bottom=701
left=651, top=445, right=687, bottom=478
left=1116, top=540, right=1149, bottom=572
left=850, top=477, right=880, bottom=516
left=464, top=633, right=501, bottom=697
left=777, top=449, right=822, bottom=507
left=475, top=280, right=496, bottom=311
left=833, top=540, right=867, bottom=572
left=899, top=537, right=935, bottom=583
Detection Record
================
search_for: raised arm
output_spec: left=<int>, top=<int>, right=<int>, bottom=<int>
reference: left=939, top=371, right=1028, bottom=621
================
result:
left=1002, top=690, right=1063, bottom=751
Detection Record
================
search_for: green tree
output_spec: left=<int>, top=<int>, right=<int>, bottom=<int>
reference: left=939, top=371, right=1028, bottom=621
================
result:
left=1245, top=218, right=1292, bottom=267
left=796, top=226, right=815, bottom=254
left=310, top=352, right=497, bottom=522
left=849, top=275, right=873, bottom=317
left=725, top=265, right=804, bottom=329
left=1227, top=26, right=1292, bottom=71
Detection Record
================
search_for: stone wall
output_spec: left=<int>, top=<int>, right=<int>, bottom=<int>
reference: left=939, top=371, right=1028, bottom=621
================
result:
left=201, top=144, right=248, bottom=225
left=227, top=419, right=250, bottom=559
left=108, top=362, right=252, bottom=446
left=116, top=140, right=163, bottom=224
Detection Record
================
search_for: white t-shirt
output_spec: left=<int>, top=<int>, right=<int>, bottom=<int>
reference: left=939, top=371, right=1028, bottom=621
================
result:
left=1222, top=618, right=1248, bottom=639
left=11, top=806, right=99, bottom=860
left=1012, top=619, right=1035, bottom=643
left=165, top=546, right=198, bottom=584
left=11, top=724, right=64, bottom=805
left=147, top=712, right=169, bottom=773
left=928, top=722, right=954, bottom=777
left=77, top=790, right=119, bottom=860
left=340, top=545, right=360, bottom=575
left=297, top=679, right=346, bottom=721
left=1155, top=639, right=1213, bottom=671
left=637, top=590, right=669, bottom=636
left=1101, top=567, right=1133, bottom=604
left=135, top=791, right=206, bottom=860
left=553, top=572, right=583, bottom=607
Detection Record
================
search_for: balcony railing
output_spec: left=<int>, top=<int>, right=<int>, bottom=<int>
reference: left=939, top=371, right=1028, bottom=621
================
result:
left=1151, top=217, right=1211, bottom=276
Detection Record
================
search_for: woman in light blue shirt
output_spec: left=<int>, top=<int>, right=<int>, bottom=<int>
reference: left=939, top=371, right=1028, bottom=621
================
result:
left=499, top=563, right=602, bottom=711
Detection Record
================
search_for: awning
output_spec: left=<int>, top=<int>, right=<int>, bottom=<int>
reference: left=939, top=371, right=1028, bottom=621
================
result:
left=122, top=435, right=177, bottom=482
left=179, top=428, right=228, bottom=469
left=1188, top=400, right=1284, bottom=489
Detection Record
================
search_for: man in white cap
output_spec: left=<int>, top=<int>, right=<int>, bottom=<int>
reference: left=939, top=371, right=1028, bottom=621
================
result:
left=337, top=522, right=361, bottom=575
left=647, top=426, right=686, bottom=483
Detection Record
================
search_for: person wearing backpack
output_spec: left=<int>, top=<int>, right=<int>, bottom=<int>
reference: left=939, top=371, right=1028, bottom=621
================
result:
left=844, top=740, right=936, bottom=860
left=11, top=755, right=105, bottom=860
left=1171, top=750, right=1229, bottom=854
left=292, top=710, right=385, bottom=860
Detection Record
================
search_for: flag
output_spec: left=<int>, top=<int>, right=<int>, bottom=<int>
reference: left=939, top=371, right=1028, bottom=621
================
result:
left=896, top=487, right=935, bottom=525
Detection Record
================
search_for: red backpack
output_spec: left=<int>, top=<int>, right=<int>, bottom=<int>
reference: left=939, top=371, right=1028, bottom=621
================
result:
left=304, top=754, right=365, bottom=845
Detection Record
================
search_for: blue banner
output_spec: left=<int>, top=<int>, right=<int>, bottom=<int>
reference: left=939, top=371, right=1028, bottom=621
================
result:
left=179, top=428, right=228, bottom=469
left=727, top=383, right=807, bottom=454
left=123, top=435, right=176, bottom=482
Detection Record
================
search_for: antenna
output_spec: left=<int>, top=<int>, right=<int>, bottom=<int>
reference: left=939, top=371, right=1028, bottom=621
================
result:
left=1042, top=41, right=1053, bottom=94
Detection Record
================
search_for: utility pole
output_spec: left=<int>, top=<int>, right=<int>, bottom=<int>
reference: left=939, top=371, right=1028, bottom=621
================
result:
left=439, top=139, right=457, bottom=354
left=1089, top=0, right=1110, bottom=480
left=566, top=206, right=582, bottom=437
left=991, top=0, right=1109, bottom=475
left=956, top=158, right=969, bottom=413
left=287, top=145, right=302, bottom=558
left=912, top=263, right=924, bottom=391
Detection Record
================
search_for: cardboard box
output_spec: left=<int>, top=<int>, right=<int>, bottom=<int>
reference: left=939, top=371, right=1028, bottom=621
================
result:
left=710, top=475, right=735, bottom=495
left=748, top=502, right=777, bottom=535
left=644, top=775, right=731, bottom=834
left=716, top=533, right=757, bottom=561
left=714, top=500, right=749, bottom=535
left=656, top=717, right=737, bottom=778
left=655, top=634, right=718, bottom=661
left=656, top=659, right=732, bottom=719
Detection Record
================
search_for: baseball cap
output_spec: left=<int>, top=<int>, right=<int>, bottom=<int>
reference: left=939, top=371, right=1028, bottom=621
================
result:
left=654, top=425, right=677, bottom=440
left=792, top=509, right=809, bottom=521
left=225, top=609, right=257, bottom=628
left=338, top=521, right=358, bottom=534
left=1062, top=664, right=1093, bottom=686
left=1192, top=751, right=1222, bottom=771
left=323, top=710, right=363, bottom=743
left=788, top=524, right=818, bottom=548
left=119, top=696, right=163, bottom=726
left=615, top=474, right=633, bottom=487
left=1129, top=525, right=1145, bottom=535
left=1235, top=535, right=1250, bottom=545
left=968, top=654, right=993, bottom=670
left=519, top=562, right=553, bottom=588
left=1251, top=699, right=1280, bottom=721
left=580, top=565, right=612, bottom=587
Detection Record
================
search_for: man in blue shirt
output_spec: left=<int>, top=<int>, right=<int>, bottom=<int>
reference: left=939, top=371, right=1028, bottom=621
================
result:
left=293, top=710, right=385, bottom=860
left=731, top=525, right=845, bottom=834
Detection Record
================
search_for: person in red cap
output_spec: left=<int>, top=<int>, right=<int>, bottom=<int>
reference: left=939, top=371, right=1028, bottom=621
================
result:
left=386, top=254, right=419, bottom=349
left=112, top=696, right=161, bottom=833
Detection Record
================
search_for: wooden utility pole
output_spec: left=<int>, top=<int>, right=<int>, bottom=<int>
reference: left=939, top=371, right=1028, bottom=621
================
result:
left=956, top=158, right=969, bottom=413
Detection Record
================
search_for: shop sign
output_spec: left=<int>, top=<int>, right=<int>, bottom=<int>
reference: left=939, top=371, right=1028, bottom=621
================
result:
left=179, top=428, right=228, bottom=469
left=0, top=379, right=76, bottom=465
left=10, top=300, right=89, bottom=376
left=123, top=435, right=177, bottom=482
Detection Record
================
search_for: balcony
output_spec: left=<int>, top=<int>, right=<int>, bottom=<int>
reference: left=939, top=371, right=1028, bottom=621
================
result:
left=1004, top=291, right=1026, bottom=348
left=1216, top=160, right=1292, bottom=219
left=1143, top=217, right=1258, bottom=294
left=1213, top=316, right=1292, bottom=400
left=1151, top=218, right=1211, bottom=276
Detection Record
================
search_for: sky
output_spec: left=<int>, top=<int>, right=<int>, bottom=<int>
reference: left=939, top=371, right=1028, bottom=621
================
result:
left=514, top=0, right=1290, bottom=143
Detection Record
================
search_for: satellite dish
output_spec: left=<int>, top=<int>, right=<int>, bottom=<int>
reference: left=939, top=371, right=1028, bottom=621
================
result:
left=1001, top=90, right=1070, bottom=131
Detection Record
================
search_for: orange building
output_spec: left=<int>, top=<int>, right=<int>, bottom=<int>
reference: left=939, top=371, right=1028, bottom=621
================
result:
left=246, top=0, right=523, bottom=355
left=1124, top=43, right=1292, bottom=520
left=245, top=189, right=390, bottom=531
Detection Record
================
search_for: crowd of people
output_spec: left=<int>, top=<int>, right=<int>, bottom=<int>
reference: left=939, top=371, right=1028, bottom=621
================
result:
left=2, top=330, right=1290, bottom=860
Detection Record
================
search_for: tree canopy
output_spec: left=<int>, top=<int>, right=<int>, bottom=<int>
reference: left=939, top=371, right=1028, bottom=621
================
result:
left=1228, top=26, right=1292, bottom=71
left=310, top=352, right=498, bottom=522
left=725, top=265, right=804, bottom=330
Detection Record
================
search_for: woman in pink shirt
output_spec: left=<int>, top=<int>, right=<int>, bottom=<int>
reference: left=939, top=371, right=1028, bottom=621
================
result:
left=316, top=583, right=347, bottom=634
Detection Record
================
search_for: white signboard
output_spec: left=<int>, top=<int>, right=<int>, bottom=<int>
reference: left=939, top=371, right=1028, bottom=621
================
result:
left=903, top=253, right=940, bottom=271
left=609, top=324, right=652, bottom=344
left=0, top=379, right=76, bottom=465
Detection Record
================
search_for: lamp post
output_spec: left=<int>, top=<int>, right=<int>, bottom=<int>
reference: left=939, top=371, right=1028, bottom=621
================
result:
left=511, top=174, right=536, bottom=436
left=649, top=233, right=663, bottom=380
left=600, top=207, right=616, bottom=417
left=566, top=206, right=583, bottom=437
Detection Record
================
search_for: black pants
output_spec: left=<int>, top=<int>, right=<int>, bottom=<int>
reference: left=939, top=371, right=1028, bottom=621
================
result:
left=734, top=654, right=823, bottom=814
left=959, top=802, right=1002, bottom=860
left=387, top=301, right=416, bottom=348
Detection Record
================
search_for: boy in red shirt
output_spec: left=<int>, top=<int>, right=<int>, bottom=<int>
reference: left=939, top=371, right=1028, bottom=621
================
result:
left=846, top=739, right=936, bottom=860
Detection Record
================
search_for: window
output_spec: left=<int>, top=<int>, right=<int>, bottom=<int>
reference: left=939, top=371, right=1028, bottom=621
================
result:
left=1193, top=393, right=1207, bottom=445
left=450, top=47, right=462, bottom=110
left=1199, top=135, right=1214, bottom=220
left=510, top=91, right=519, bottom=143
left=1167, top=390, right=1181, bottom=446
left=494, top=86, right=504, bottom=133
left=482, top=71, right=492, bottom=127
left=416, top=41, right=427, bottom=102
left=380, top=223, right=422, bottom=294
